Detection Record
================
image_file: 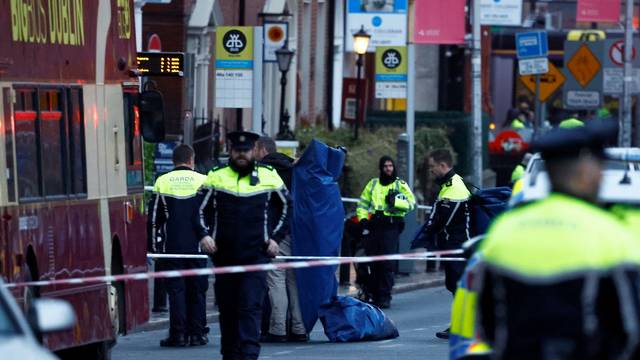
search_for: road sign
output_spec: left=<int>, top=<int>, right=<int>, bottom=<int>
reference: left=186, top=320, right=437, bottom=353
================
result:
left=215, top=26, right=254, bottom=109
left=480, top=0, right=522, bottom=26
left=608, top=39, right=637, bottom=66
left=566, top=44, right=601, bottom=88
left=516, top=31, right=548, bottom=59
left=347, top=0, right=408, bottom=51
left=375, top=46, right=407, bottom=99
left=263, top=22, right=288, bottom=63
left=520, top=62, right=566, bottom=102
left=566, top=90, right=601, bottom=108
left=518, top=57, right=548, bottom=76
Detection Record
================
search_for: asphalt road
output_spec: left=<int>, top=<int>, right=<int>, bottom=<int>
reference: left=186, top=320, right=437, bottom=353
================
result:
left=112, top=287, right=452, bottom=360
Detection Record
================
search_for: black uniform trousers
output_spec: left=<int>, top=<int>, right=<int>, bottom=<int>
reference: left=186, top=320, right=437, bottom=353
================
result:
left=165, top=259, right=209, bottom=338
left=215, top=271, right=267, bottom=360
left=443, top=261, right=466, bottom=295
left=363, top=221, right=402, bottom=303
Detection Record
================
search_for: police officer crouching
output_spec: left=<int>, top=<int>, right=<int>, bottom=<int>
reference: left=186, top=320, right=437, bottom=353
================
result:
left=198, top=131, right=291, bottom=360
left=148, top=144, right=209, bottom=347
left=475, top=121, right=640, bottom=359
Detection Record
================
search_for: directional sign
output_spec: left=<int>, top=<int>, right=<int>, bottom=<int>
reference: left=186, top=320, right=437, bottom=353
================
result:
left=566, top=44, right=602, bottom=88
left=520, top=62, right=566, bottom=102
left=519, top=57, right=548, bottom=76
left=516, top=31, right=548, bottom=59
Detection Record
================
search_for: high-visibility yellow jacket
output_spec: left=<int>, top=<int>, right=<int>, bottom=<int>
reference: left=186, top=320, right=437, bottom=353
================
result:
left=476, top=193, right=640, bottom=358
left=356, top=177, right=416, bottom=221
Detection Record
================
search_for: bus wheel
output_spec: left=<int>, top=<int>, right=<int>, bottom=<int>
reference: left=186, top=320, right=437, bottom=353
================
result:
left=109, top=245, right=127, bottom=335
left=56, top=340, right=113, bottom=360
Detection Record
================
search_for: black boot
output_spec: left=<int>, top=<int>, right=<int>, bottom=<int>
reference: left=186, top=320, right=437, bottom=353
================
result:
left=160, top=334, right=187, bottom=347
left=189, top=334, right=209, bottom=346
left=435, top=327, right=450, bottom=340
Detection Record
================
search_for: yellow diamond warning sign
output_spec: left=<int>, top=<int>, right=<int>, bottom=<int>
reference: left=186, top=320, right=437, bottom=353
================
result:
left=567, top=44, right=601, bottom=88
left=520, top=62, right=566, bottom=103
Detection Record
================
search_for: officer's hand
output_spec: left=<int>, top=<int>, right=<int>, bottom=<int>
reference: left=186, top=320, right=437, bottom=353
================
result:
left=200, top=236, right=217, bottom=254
left=266, top=239, right=279, bottom=257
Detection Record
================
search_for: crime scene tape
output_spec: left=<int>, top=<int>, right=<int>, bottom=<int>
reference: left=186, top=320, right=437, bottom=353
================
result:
left=146, top=253, right=465, bottom=261
left=4, top=249, right=464, bottom=289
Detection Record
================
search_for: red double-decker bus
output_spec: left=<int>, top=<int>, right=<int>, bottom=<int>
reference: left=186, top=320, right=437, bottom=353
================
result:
left=0, top=0, right=148, bottom=357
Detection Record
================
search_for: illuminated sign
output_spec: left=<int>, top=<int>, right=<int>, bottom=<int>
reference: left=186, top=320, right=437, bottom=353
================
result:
left=136, top=52, right=184, bottom=77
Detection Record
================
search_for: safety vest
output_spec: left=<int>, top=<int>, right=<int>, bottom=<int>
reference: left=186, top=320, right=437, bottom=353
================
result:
left=199, top=164, right=290, bottom=265
left=510, top=164, right=525, bottom=183
left=558, top=118, right=585, bottom=129
left=438, top=173, right=471, bottom=202
left=357, top=178, right=416, bottom=220
left=476, top=193, right=640, bottom=357
left=510, top=118, right=526, bottom=129
left=150, top=168, right=207, bottom=253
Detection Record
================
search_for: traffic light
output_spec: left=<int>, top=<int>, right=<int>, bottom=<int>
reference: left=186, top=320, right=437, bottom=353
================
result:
left=138, top=90, right=165, bottom=143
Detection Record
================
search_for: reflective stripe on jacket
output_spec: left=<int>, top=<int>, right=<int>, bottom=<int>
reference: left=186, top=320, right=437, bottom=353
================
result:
left=198, top=164, right=291, bottom=266
left=148, top=167, right=207, bottom=254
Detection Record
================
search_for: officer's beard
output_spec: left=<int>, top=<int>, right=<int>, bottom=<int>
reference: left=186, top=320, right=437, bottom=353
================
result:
left=230, top=156, right=255, bottom=178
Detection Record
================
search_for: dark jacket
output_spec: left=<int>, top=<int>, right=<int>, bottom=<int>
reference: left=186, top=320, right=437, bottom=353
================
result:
left=148, top=166, right=208, bottom=254
left=260, top=152, right=294, bottom=190
left=197, top=164, right=291, bottom=266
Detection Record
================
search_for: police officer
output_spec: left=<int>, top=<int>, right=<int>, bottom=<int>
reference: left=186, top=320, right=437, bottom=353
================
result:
left=357, top=156, right=416, bottom=309
left=413, top=148, right=471, bottom=340
left=475, top=121, right=640, bottom=359
left=198, top=131, right=291, bottom=360
left=148, top=144, right=209, bottom=347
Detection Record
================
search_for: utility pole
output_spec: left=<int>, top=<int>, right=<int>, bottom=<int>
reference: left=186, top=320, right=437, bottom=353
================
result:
left=471, top=0, right=483, bottom=187
left=622, top=0, right=633, bottom=147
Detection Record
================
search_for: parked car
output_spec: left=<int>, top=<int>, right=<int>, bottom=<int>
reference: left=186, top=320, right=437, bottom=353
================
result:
left=0, top=279, right=76, bottom=359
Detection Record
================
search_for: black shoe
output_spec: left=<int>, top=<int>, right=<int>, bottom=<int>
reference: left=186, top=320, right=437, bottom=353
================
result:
left=435, top=327, right=450, bottom=340
left=288, top=333, right=309, bottom=342
left=375, top=300, right=391, bottom=309
left=160, top=335, right=187, bottom=347
left=189, top=334, right=208, bottom=346
left=260, top=333, right=288, bottom=343
left=152, top=307, right=169, bottom=313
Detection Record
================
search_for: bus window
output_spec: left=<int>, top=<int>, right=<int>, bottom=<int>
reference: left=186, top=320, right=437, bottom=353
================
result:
left=38, top=89, right=65, bottom=197
left=123, top=92, right=143, bottom=190
left=67, top=89, right=86, bottom=195
left=2, top=89, right=16, bottom=203
left=14, top=88, right=41, bottom=200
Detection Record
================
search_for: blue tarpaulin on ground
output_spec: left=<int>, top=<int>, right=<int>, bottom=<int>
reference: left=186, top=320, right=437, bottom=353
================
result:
left=292, top=140, right=345, bottom=333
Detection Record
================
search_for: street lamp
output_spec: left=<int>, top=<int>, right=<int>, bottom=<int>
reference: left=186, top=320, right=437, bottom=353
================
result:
left=276, top=43, right=295, bottom=140
left=352, top=25, right=370, bottom=140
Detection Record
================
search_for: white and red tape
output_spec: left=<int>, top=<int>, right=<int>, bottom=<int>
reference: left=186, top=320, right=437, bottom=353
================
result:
left=3, top=250, right=465, bottom=289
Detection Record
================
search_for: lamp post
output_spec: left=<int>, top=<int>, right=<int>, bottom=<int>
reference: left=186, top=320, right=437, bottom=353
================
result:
left=352, top=25, right=370, bottom=140
left=276, top=43, right=295, bottom=140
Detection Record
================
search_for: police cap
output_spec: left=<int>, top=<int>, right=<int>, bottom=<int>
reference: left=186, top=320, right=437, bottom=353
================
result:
left=532, top=120, right=618, bottom=161
left=227, top=131, right=260, bottom=151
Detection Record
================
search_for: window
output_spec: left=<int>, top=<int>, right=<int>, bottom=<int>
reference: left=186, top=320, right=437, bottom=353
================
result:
left=123, top=92, right=143, bottom=190
left=68, top=89, right=86, bottom=194
left=14, top=89, right=41, bottom=200
left=2, top=89, right=16, bottom=202
left=39, top=89, right=65, bottom=197
left=12, top=86, right=87, bottom=201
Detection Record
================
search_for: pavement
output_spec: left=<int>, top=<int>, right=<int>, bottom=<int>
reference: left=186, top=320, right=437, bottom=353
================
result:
left=113, top=286, right=452, bottom=360
left=137, top=265, right=445, bottom=333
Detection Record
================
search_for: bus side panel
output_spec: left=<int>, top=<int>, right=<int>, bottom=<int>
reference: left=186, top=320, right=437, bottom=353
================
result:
left=109, top=195, right=149, bottom=332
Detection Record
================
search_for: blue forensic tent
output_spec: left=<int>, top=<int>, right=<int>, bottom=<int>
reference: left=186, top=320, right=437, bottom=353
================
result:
left=291, top=140, right=345, bottom=333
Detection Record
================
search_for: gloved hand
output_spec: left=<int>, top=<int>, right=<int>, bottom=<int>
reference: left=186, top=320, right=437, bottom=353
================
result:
left=359, top=218, right=369, bottom=233
left=385, top=190, right=399, bottom=208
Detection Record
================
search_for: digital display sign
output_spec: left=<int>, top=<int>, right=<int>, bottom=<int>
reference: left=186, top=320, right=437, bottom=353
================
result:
left=136, top=52, right=184, bottom=77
